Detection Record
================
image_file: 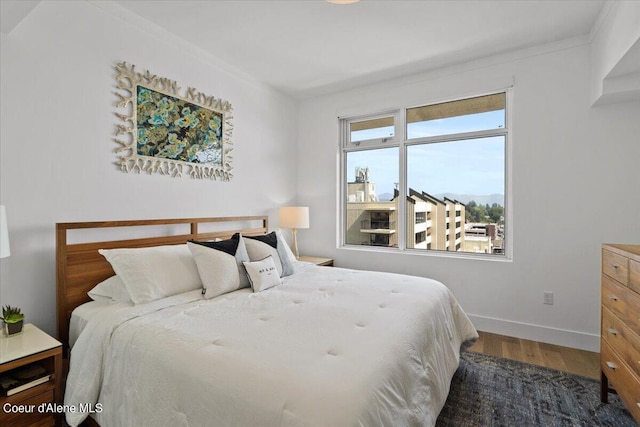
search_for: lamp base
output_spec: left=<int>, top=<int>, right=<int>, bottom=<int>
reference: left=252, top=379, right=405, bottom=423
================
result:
left=291, top=228, right=299, bottom=259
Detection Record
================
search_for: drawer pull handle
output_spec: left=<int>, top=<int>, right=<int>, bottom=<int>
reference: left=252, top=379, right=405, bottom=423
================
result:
left=609, top=264, right=619, bottom=269
left=606, top=361, right=618, bottom=370
left=607, top=294, right=618, bottom=301
left=607, top=328, right=618, bottom=336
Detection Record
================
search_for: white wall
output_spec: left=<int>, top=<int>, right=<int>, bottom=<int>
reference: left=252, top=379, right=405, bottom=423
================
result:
left=0, top=1, right=298, bottom=337
left=297, top=41, right=640, bottom=351
left=590, top=1, right=640, bottom=105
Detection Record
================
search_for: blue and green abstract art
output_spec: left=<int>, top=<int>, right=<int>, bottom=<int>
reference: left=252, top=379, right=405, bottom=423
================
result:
left=136, top=86, right=223, bottom=166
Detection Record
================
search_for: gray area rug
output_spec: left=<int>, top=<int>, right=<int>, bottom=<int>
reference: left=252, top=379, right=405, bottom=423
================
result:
left=436, top=351, right=637, bottom=427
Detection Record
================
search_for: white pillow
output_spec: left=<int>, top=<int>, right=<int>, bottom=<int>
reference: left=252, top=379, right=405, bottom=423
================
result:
left=99, top=244, right=202, bottom=304
left=243, top=237, right=282, bottom=276
left=241, top=231, right=296, bottom=277
left=87, top=275, right=132, bottom=303
left=187, top=237, right=250, bottom=299
left=275, top=230, right=297, bottom=276
left=243, top=256, right=282, bottom=292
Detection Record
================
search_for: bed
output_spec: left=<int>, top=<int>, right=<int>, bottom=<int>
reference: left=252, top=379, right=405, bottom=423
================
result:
left=57, top=216, right=478, bottom=427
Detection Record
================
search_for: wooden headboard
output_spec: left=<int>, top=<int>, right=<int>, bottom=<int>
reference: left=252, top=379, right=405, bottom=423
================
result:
left=56, top=216, right=268, bottom=356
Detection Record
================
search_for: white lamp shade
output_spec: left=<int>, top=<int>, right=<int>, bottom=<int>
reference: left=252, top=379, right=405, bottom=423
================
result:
left=278, top=207, right=309, bottom=229
left=0, top=205, right=10, bottom=258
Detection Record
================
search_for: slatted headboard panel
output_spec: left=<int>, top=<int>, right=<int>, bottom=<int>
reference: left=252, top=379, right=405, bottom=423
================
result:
left=56, top=216, right=268, bottom=356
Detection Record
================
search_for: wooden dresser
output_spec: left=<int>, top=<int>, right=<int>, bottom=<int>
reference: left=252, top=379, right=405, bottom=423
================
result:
left=600, top=243, right=640, bottom=423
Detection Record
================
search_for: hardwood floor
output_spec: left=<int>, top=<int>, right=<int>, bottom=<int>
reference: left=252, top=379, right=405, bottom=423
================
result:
left=467, top=331, right=600, bottom=380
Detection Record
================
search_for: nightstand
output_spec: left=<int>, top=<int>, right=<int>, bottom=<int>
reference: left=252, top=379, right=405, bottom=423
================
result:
left=298, top=256, right=334, bottom=266
left=0, top=324, right=62, bottom=427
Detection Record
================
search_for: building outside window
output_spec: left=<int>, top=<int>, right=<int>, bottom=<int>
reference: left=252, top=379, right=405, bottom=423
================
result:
left=341, top=90, right=510, bottom=257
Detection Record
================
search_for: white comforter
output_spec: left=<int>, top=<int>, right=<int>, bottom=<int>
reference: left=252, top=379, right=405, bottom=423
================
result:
left=65, top=265, right=477, bottom=427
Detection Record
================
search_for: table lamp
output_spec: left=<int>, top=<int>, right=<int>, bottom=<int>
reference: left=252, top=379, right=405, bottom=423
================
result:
left=278, top=207, right=309, bottom=259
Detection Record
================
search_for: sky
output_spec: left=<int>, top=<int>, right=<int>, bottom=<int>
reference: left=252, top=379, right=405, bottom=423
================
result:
left=347, top=110, right=505, bottom=199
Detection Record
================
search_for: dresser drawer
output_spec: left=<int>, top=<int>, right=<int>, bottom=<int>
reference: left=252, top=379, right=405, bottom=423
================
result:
left=602, top=306, right=640, bottom=379
left=630, top=259, right=640, bottom=295
left=601, top=340, right=640, bottom=422
left=602, top=274, right=640, bottom=337
left=603, top=249, right=629, bottom=286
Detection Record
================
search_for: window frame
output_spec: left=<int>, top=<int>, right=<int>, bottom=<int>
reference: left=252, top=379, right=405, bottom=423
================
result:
left=345, top=110, right=402, bottom=148
left=339, top=88, right=513, bottom=260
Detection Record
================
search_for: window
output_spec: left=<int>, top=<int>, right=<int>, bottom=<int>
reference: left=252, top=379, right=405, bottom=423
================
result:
left=341, top=91, right=510, bottom=257
left=344, top=147, right=399, bottom=247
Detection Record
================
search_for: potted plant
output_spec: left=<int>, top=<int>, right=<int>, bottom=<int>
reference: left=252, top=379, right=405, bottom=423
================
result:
left=1, top=305, right=24, bottom=336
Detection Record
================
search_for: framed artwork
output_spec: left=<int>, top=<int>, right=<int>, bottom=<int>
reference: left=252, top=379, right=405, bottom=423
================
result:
left=114, top=62, right=233, bottom=180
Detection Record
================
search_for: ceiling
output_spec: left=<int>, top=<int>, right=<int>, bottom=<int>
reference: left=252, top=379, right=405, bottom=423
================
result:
left=3, top=1, right=606, bottom=99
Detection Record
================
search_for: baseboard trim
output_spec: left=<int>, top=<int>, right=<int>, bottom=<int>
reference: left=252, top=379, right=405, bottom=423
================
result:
left=468, top=314, right=600, bottom=353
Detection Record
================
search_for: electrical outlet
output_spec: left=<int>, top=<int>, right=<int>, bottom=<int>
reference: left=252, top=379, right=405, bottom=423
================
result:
left=544, top=291, right=554, bottom=305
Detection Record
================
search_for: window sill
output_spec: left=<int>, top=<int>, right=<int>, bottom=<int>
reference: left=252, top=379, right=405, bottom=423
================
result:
left=338, top=244, right=513, bottom=262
